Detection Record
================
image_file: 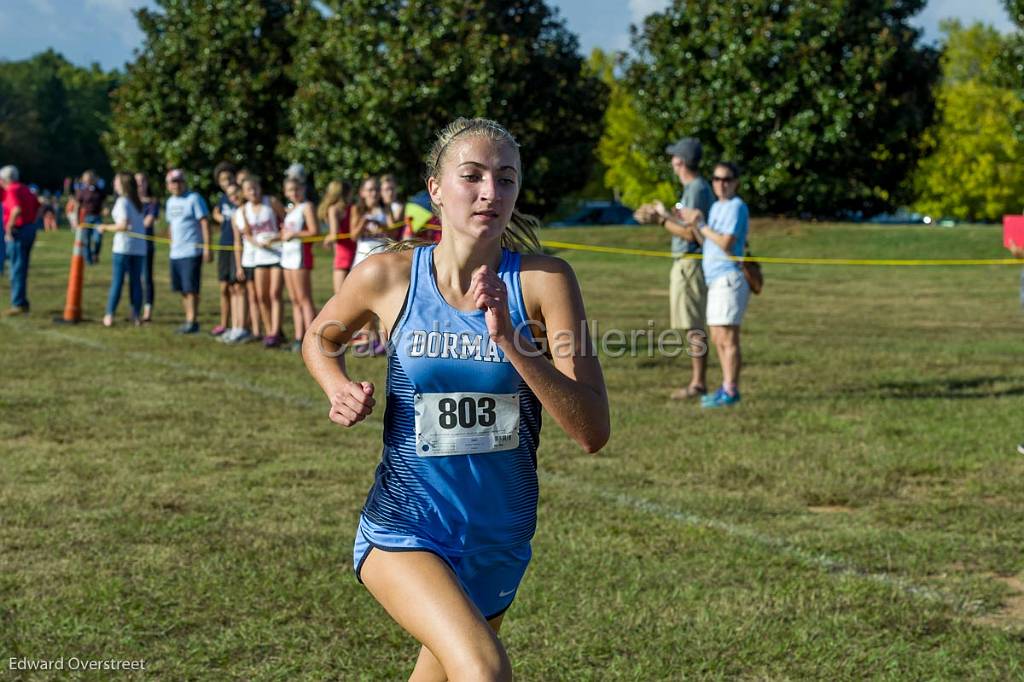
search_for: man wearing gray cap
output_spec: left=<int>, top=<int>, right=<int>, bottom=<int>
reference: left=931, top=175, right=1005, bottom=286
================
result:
left=655, top=137, right=715, bottom=399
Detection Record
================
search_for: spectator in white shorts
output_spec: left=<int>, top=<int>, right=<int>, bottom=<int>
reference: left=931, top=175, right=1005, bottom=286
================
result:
left=680, top=161, right=749, bottom=408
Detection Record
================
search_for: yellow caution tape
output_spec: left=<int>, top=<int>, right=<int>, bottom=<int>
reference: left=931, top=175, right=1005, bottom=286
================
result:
left=539, top=239, right=1024, bottom=266
left=106, top=231, right=1023, bottom=265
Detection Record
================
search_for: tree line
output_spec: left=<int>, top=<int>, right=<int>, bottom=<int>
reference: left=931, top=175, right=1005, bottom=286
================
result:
left=2, top=0, right=1023, bottom=221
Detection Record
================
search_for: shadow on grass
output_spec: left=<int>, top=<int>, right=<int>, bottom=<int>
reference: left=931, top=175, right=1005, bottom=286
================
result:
left=868, top=376, right=1024, bottom=400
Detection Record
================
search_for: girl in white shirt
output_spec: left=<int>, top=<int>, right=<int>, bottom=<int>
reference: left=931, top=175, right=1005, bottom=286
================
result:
left=280, top=178, right=319, bottom=352
left=236, top=176, right=286, bottom=348
left=99, top=172, right=147, bottom=327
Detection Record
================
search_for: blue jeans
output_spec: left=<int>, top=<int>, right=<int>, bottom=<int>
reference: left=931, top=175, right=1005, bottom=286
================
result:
left=82, top=214, right=103, bottom=265
left=0, top=233, right=6, bottom=277
left=9, top=222, right=37, bottom=309
left=106, top=253, right=144, bottom=318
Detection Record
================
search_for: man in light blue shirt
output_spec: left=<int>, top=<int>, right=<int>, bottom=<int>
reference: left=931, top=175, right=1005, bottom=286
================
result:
left=681, top=161, right=750, bottom=408
left=165, top=169, right=210, bottom=334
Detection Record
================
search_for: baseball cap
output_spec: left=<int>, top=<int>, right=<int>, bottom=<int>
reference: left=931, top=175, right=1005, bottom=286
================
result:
left=166, top=169, right=185, bottom=183
left=665, top=137, right=703, bottom=167
left=285, top=163, right=306, bottom=182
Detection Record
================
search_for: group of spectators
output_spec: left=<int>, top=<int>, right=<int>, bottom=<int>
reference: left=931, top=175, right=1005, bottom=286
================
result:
left=57, top=162, right=439, bottom=352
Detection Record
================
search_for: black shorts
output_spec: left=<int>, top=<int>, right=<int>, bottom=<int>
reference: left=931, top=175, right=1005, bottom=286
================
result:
left=217, top=249, right=240, bottom=283
left=170, top=256, right=202, bottom=294
left=242, top=266, right=255, bottom=282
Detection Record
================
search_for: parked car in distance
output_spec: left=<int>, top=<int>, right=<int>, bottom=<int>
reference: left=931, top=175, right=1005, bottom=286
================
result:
left=549, top=201, right=639, bottom=227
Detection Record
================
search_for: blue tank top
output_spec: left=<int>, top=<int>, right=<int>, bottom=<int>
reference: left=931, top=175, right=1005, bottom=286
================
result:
left=362, top=245, right=542, bottom=552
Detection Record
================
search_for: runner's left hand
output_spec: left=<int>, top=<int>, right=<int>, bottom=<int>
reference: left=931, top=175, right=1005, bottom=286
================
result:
left=471, top=265, right=513, bottom=343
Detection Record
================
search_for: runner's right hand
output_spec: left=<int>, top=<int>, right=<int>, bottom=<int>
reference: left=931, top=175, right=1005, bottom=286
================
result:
left=328, top=381, right=376, bottom=427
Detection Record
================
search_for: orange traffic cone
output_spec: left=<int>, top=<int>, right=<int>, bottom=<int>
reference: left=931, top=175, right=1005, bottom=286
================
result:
left=57, top=227, right=85, bottom=323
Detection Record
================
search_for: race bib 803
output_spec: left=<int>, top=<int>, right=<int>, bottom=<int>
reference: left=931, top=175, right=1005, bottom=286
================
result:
left=414, top=392, right=520, bottom=457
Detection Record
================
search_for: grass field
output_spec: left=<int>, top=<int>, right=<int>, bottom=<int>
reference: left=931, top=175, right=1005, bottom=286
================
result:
left=2, top=221, right=1023, bottom=680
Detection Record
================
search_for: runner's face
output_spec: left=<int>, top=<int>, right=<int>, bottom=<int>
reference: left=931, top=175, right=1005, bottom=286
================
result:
left=430, top=136, right=518, bottom=240
left=227, top=187, right=242, bottom=205
left=381, top=181, right=395, bottom=204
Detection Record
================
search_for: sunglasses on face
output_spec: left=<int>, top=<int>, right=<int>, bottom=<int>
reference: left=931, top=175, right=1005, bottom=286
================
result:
left=712, top=176, right=735, bottom=183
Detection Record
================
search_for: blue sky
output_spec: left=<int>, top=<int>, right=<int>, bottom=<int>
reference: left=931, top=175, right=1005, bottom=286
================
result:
left=0, top=0, right=1015, bottom=71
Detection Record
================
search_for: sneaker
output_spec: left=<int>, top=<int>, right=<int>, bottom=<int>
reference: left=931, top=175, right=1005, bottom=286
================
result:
left=102, top=314, right=114, bottom=327
left=210, top=325, right=228, bottom=337
left=290, top=339, right=303, bottom=353
left=1018, top=443, right=1024, bottom=456
left=701, top=387, right=741, bottom=409
left=3, top=306, right=28, bottom=317
left=175, top=321, right=200, bottom=334
left=232, top=329, right=253, bottom=344
left=263, top=333, right=282, bottom=348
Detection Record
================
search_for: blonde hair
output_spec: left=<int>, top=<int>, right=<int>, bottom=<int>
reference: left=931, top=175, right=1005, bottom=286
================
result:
left=317, top=180, right=347, bottom=222
left=424, top=117, right=541, bottom=253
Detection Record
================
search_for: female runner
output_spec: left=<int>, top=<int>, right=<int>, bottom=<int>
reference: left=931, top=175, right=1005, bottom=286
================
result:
left=303, top=118, right=609, bottom=681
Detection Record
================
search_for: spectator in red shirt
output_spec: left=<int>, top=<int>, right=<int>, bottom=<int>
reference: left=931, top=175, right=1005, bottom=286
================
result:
left=1, top=165, right=40, bottom=315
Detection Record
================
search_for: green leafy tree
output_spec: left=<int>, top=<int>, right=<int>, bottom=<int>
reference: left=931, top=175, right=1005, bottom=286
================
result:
left=284, top=0, right=607, bottom=215
left=624, top=0, right=938, bottom=216
left=105, top=0, right=303, bottom=196
left=591, top=49, right=675, bottom=209
left=0, top=51, right=117, bottom=189
left=915, top=22, right=1024, bottom=222
left=995, top=1, right=1024, bottom=140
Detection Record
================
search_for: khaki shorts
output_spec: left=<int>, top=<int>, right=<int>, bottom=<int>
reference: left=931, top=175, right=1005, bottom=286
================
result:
left=670, top=257, right=707, bottom=331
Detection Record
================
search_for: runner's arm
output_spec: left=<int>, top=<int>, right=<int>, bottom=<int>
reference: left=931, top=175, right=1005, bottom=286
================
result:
left=302, top=256, right=397, bottom=427
left=502, top=258, right=610, bottom=453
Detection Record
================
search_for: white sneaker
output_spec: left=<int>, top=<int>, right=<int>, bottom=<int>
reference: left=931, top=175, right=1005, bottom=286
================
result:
left=232, top=329, right=253, bottom=344
left=1018, top=443, right=1024, bottom=456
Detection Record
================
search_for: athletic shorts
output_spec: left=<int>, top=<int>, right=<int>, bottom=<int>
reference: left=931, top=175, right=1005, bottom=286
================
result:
left=670, top=257, right=707, bottom=332
left=170, top=256, right=202, bottom=294
left=217, top=249, right=240, bottom=283
left=353, top=514, right=532, bottom=621
left=334, top=239, right=356, bottom=271
left=706, top=270, right=750, bottom=327
left=242, top=266, right=255, bottom=283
